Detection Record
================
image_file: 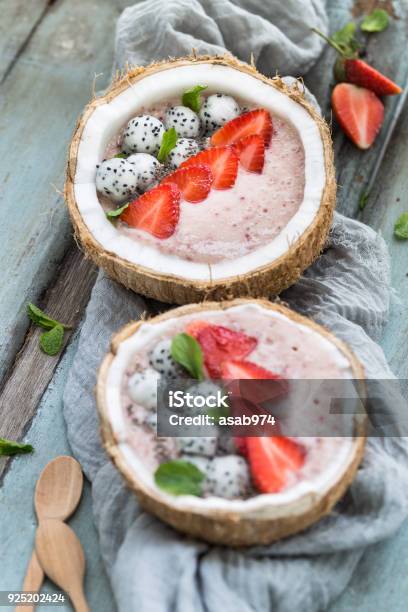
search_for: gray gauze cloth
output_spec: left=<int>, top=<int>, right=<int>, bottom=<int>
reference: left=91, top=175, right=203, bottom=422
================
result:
left=63, top=2, right=408, bottom=611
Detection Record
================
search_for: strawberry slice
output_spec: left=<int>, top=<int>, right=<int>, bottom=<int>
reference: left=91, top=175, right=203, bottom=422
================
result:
left=211, top=109, right=273, bottom=147
left=332, top=83, right=384, bottom=150
left=344, top=59, right=402, bottom=97
left=234, top=134, right=265, bottom=173
left=221, top=360, right=282, bottom=380
left=185, top=320, right=209, bottom=336
left=180, top=146, right=238, bottom=190
left=120, top=183, right=180, bottom=239
left=247, top=436, right=306, bottom=493
left=161, top=163, right=213, bottom=203
left=190, top=324, right=257, bottom=378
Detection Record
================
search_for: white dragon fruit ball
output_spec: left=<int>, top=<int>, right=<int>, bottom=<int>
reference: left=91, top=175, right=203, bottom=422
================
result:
left=205, top=455, right=250, bottom=499
left=167, top=138, right=200, bottom=168
left=144, top=410, right=157, bottom=430
left=128, top=368, right=160, bottom=411
left=95, top=158, right=138, bottom=203
left=199, top=94, right=241, bottom=134
left=164, top=105, right=201, bottom=138
left=127, top=153, right=162, bottom=192
left=122, top=115, right=165, bottom=155
left=177, top=436, right=218, bottom=458
left=179, top=454, right=211, bottom=476
left=149, top=339, right=186, bottom=380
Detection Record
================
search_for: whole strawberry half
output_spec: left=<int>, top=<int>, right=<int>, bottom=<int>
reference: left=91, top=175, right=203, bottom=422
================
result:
left=161, top=163, right=213, bottom=203
left=188, top=323, right=257, bottom=378
left=180, top=146, right=238, bottom=190
left=211, top=109, right=273, bottom=147
left=247, top=436, right=306, bottom=493
left=337, top=58, right=402, bottom=97
left=332, top=83, right=384, bottom=149
left=120, top=182, right=180, bottom=239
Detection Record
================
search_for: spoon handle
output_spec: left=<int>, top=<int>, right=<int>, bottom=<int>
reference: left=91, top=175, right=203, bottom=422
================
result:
left=16, top=551, right=44, bottom=612
left=70, top=588, right=90, bottom=612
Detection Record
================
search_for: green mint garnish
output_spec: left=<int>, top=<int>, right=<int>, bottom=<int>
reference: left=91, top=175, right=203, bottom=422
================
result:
left=113, top=152, right=128, bottom=159
left=361, top=9, right=389, bottom=33
left=27, top=304, right=69, bottom=356
left=27, top=303, right=69, bottom=330
left=106, top=203, right=129, bottom=219
left=359, top=191, right=369, bottom=210
left=394, top=212, right=408, bottom=239
left=157, top=128, right=178, bottom=163
left=171, top=333, right=204, bottom=380
left=0, top=438, right=34, bottom=456
left=155, top=460, right=204, bottom=496
left=40, top=324, right=64, bottom=356
left=311, top=26, right=360, bottom=58
left=182, top=85, right=207, bottom=113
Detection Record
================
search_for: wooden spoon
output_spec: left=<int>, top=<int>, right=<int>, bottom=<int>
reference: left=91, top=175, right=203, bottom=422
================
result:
left=35, top=519, right=89, bottom=612
left=17, top=456, right=83, bottom=611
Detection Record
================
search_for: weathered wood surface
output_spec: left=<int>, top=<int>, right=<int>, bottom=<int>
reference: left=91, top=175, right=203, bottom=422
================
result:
left=0, top=0, right=408, bottom=610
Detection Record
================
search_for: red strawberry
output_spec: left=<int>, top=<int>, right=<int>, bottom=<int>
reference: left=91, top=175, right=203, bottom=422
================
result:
left=191, top=324, right=257, bottom=378
left=221, top=360, right=282, bottom=380
left=247, top=436, right=306, bottom=493
left=343, top=59, right=402, bottom=97
left=234, top=134, right=265, bottom=173
left=332, top=83, right=384, bottom=150
left=120, top=183, right=180, bottom=239
left=161, top=163, right=213, bottom=203
left=185, top=320, right=209, bottom=337
left=211, top=109, right=273, bottom=147
left=180, top=146, right=238, bottom=190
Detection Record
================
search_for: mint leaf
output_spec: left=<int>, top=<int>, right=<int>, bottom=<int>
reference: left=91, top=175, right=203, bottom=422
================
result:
left=182, top=85, right=207, bottom=113
left=40, top=324, right=64, bottom=356
left=27, top=303, right=70, bottom=330
left=361, top=9, right=389, bottom=32
left=394, top=212, right=408, bottom=239
left=171, top=333, right=204, bottom=380
left=155, top=460, right=204, bottom=496
left=106, top=203, right=129, bottom=219
left=113, top=152, right=128, bottom=159
left=0, top=438, right=34, bottom=456
left=157, top=128, right=178, bottom=163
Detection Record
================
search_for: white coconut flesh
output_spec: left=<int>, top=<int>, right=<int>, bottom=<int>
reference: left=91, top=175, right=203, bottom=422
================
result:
left=102, top=302, right=364, bottom=516
left=74, top=63, right=326, bottom=282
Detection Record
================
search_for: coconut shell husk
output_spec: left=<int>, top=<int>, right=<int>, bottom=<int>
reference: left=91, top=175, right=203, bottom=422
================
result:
left=65, top=55, right=336, bottom=305
left=96, top=299, right=366, bottom=546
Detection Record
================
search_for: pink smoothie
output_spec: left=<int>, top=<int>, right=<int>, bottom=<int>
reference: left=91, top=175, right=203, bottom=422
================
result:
left=102, top=101, right=305, bottom=264
left=120, top=306, right=354, bottom=495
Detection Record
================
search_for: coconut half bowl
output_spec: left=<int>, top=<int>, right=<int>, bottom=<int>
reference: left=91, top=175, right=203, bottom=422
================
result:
left=66, top=54, right=336, bottom=305
left=97, top=299, right=366, bottom=546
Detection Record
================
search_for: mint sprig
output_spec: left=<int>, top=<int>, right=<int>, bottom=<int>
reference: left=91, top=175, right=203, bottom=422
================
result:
left=113, top=152, right=128, bottom=159
left=27, top=303, right=69, bottom=356
left=394, top=213, right=408, bottom=239
left=106, top=203, right=129, bottom=219
left=361, top=9, right=389, bottom=33
left=0, top=438, right=34, bottom=456
left=171, top=333, right=204, bottom=380
left=182, top=85, right=207, bottom=113
left=154, top=460, right=204, bottom=496
left=157, top=128, right=178, bottom=163
left=311, top=26, right=359, bottom=58
left=40, top=324, right=65, bottom=356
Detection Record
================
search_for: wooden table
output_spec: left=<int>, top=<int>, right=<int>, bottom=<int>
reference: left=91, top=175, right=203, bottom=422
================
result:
left=1, top=0, right=407, bottom=610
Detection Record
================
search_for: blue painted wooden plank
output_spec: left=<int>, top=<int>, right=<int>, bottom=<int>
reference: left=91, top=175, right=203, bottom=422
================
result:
left=0, top=0, right=132, bottom=386
left=0, top=333, right=115, bottom=612
left=0, top=0, right=48, bottom=83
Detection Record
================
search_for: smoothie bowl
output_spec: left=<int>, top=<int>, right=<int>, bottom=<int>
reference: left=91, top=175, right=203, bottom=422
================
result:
left=66, top=55, right=336, bottom=304
left=97, top=299, right=366, bottom=546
